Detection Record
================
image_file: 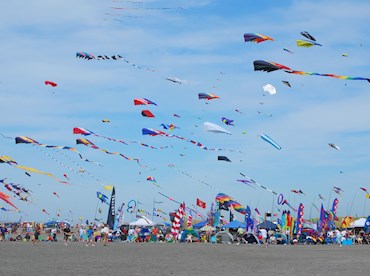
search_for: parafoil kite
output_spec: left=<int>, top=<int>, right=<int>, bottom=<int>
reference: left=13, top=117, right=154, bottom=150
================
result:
left=215, top=193, right=246, bottom=214
left=203, top=122, right=231, bottom=135
left=45, top=81, right=57, bottom=87
left=218, top=156, right=231, bottom=162
left=253, top=60, right=370, bottom=83
left=260, top=133, right=282, bottom=150
left=198, top=93, right=220, bottom=100
left=141, top=110, right=155, bottom=118
left=97, top=192, right=109, bottom=204
left=243, top=33, right=274, bottom=43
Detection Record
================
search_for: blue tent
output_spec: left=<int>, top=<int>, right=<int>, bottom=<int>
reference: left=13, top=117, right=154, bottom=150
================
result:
left=192, top=221, right=207, bottom=229
left=257, top=220, right=276, bottom=230
left=222, top=220, right=245, bottom=229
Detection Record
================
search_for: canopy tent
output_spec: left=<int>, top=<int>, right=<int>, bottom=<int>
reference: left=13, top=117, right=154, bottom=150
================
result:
left=181, top=229, right=200, bottom=242
left=192, top=221, right=207, bottom=229
left=350, top=218, right=366, bottom=228
left=257, top=220, right=277, bottom=230
left=222, top=220, right=245, bottom=229
left=129, top=216, right=155, bottom=227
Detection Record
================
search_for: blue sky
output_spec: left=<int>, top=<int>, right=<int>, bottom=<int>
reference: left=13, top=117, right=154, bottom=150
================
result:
left=1, top=0, right=370, bottom=223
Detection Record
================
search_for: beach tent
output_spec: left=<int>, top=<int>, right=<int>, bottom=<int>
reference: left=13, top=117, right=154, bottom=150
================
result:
left=350, top=218, right=366, bottom=228
left=129, top=216, right=155, bottom=227
left=222, top=220, right=245, bottom=229
left=181, top=229, right=200, bottom=242
left=216, top=231, right=234, bottom=243
left=257, top=220, right=277, bottom=230
left=193, top=221, right=207, bottom=229
left=244, top=233, right=259, bottom=244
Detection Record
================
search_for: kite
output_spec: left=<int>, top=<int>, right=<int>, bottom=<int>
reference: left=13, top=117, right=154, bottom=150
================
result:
left=360, top=187, right=368, bottom=193
left=333, top=187, right=343, bottom=196
left=198, top=93, right=220, bottom=100
left=282, top=199, right=297, bottom=212
left=160, top=124, right=178, bottom=131
left=235, top=109, right=243, bottom=114
left=221, top=117, right=234, bottom=126
left=282, top=81, right=291, bottom=87
left=76, top=52, right=95, bottom=59
left=15, top=136, right=92, bottom=163
left=53, top=192, right=60, bottom=198
left=296, top=39, right=322, bottom=47
left=76, top=138, right=141, bottom=166
left=42, top=209, right=50, bottom=215
left=215, top=193, right=246, bottom=214
left=260, top=133, right=282, bottom=150
left=204, top=122, right=231, bottom=135
left=253, top=60, right=370, bottom=83
left=141, top=110, right=155, bottom=118
left=262, top=84, right=276, bottom=95
left=165, top=77, right=196, bottom=84
left=142, top=128, right=241, bottom=152
left=342, top=53, right=349, bottom=57
left=102, top=185, right=113, bottom=191
left=283, top=48, right=294, bottom=54
left=243, top=33, right=274, bottom=43
left=300, top=31, right=316, bottom=41
left=173, top=114, right=181, bottom=118
left=73, top=127, right=167, bottom=150
left=0, top=192, right=19, bottom=210
left=319, top=194, right=325, bottom=200
left=63, top=174, right=70, bottom=180
left=328, top=143, right=340, bottom=150
left=25, top=172, right=31, bottom=177
left=134, top=98, right=157, bottom=106
left=291, top=189, right=305, bottom=194
left=45, top=81, right=57, bottom=87
left=97, top=192, right=109, bottom=204
left=102, top=119, right=110, bottom=123
left=146, top=176, right=156, bottom=182
left=238, top=178, right=277, bottom=195
left=218, top=156, right=231, bottom=162
left=0, top=156, right=68, bottom=184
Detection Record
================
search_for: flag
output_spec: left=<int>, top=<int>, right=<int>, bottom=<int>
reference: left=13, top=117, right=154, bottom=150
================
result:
left=196, top=198, right=206, bottom=209
left=106, top=186, right=116, bottom=229
left=341, top=216, right=353, bottom=228
left=170, top=203, right=185, bottom=237
left=245, top=205, right=253, bottom=232
left=364, top=216, right=370, bottom=234
left=187, top=214, right=192, bottom=228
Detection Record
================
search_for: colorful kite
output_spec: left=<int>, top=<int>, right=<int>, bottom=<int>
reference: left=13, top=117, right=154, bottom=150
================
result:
left=215, top=193, right=246, bottom=214
left=260, top=133, right=282, bottom=150
left=42, top=209, right=50, bottom=215
left=282, top=199, right=297, bottom=212
left=15, top=136, right=92, bottom=163
left=291, top=189, right=305, bottom=195
left=198, top=93, right=220, bottom=100
left=97, top=192, right=109, bottom=204
left=73, top=127, right=167, bottom=150
left=76, top=138, right=141, bottom=165
left=0, top=192, right=19, bottom=210
left=146, top=176, right=156, bottom=182
left=134, top=98, right=157, bottom=106
left=243, top=33, right=274, bottom=43
left=160, top=124, right=178, bottom=131
left=254, top=60, right=370, bottom=83
left=53, top=192, right=60, bottom=198
left=221, top=117, right=234, bottom=126
left=296, top=39, right=322, bottom=47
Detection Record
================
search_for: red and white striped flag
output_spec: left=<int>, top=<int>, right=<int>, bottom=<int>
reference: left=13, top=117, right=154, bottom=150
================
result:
left=187, top=214, right=193, bottom=228
left=171, top=203, right=185, bottom=237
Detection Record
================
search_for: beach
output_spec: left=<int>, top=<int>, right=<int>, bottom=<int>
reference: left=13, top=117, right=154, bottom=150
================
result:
left=0, top=242, right=369, bottom=276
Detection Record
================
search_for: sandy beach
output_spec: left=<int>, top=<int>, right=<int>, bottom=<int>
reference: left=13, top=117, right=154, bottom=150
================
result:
left=0, top=242, right=369, bottom=276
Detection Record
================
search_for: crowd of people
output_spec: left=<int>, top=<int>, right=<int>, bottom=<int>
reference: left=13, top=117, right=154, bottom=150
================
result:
left=0, top=222, right=369, bottom=247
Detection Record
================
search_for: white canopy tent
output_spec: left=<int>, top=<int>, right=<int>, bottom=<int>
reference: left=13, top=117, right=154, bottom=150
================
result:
left=129, top=216, right=155, bottom=227
left=350, top=218, right=366, bottom=228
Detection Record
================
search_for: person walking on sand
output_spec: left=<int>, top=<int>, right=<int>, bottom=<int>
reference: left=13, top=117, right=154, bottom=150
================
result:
left=63, top=224, right=71, bottom=246
left=33, top=224, right=40, bottom=245
left=101, top=224, right=109, bottom=246
left=86, top=226, right=95, bottom=247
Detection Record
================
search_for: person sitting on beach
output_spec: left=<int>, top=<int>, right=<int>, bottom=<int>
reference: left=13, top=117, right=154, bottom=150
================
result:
left=25, top=233, right=31, bottom=241
left=15, top=233, right=23, bottom=241
left=51, top=228, right=57, bottom=242
left=0, top=224, right=7, bottom=241
left=186, top=233, right=193, bottom=243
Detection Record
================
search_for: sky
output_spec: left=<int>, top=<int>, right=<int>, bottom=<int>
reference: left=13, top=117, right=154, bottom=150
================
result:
left=1, top=0, right=370, bottom=224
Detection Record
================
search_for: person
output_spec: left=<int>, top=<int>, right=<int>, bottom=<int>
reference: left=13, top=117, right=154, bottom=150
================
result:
left=25, top=232, right=31, bottom=241
left=33, top=224, right=40, bottom=245
left=259, top=227, right=268, bottom=247
left=285, top=229, right=290, bottom=245
left=15, top=233, right=23, bottom=241
left=63, top=225, right=71, bottom=246
left=186, top=233, right=193, bottom=243
left=51, top=227, right=57, bottom=242
left=86, top=226, right=95, bottom=247
left=0, top=224, right=7, bottom=241
left=236, top=227, right=245, bottom=245
left=101, top=224, right=109, bottom=246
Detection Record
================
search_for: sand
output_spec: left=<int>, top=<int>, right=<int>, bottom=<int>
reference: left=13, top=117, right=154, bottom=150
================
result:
left=0, top=242, right=369, bottom=276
